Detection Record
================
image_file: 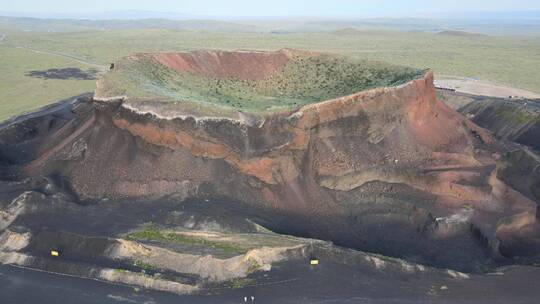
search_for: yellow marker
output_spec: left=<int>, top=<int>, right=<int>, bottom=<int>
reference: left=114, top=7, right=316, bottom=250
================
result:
left=50, top=250, right=59, bottom=257
left=310, top=259, right=319, bottom=265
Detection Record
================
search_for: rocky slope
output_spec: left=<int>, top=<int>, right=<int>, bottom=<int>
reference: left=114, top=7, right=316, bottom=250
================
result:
left=1, top=50, right=540, bottom=297
left=438, top=89, right=540, bottom=152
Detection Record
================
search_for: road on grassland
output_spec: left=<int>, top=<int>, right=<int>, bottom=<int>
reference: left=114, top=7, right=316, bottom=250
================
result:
left=435, top=76, right=540, bottom=99
left=0, top=33, right=106, bottom=70
left=15, top=45, right=107, bottom=70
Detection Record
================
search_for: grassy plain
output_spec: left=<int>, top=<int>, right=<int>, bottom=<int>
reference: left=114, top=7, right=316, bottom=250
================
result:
left=0, top=44, right=97, bottom=121
left=1, top=27, right=540, bottom=120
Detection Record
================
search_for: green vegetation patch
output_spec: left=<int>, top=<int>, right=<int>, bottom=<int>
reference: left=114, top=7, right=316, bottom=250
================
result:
left=127, top=224, right=247, bottom=254
left=225, top=278, right=256, bottom=289
left=494, top=107, right=540, bottom=125
left=0, top=46, right=98, bottom=121
left=100, top=54, right=424, bottom=113
left=246, top=258, right=261, bottom=274
left=133, top=259, right=156, bottom=273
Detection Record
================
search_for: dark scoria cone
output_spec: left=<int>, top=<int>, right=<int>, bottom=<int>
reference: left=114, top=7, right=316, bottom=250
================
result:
left=1, top=49, right=539, bottom=272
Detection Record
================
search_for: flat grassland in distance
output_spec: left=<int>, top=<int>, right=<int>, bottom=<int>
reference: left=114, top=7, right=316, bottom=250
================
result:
left=1, top=28, right=540, bottom=120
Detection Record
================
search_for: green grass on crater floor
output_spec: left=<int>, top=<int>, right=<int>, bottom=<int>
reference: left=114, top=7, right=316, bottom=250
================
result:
left=99, top=54, right=423, bottom=113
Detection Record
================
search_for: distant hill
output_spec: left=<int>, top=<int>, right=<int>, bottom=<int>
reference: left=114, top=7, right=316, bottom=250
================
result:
left=331, top=27, right=361, bottom=35
left=0, top=10, right=194, bottom=20
left=1, top=15, right=539, bottom=36
left=437, top=30, right=488, bottom=37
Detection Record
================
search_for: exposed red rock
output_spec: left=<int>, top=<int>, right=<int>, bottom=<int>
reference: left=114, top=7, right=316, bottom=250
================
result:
left=3, top=50, right=539, bottom=271
left=150, top=49, right=292, bottom=80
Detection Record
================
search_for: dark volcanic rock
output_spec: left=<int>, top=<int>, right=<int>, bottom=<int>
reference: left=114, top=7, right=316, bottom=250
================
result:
left=1, top=50, right=540, bottom=275
left=439, top=89, right=540, bottom=152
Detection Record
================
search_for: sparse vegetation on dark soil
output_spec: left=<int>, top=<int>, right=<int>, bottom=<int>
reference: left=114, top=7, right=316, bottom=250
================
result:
left=127, top=223, right=247, bottom=254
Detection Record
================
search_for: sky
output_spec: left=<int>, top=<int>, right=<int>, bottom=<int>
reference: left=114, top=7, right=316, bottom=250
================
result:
left=1, top=0, right=540, bottom=18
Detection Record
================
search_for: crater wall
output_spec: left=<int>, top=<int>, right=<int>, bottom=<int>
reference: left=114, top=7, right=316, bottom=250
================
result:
left=2, top=53, right=539, bottom=271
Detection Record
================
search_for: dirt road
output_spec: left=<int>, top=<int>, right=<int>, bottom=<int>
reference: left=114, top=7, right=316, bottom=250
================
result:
left=435, top=76, right=540, bottom=99
left=15, top=45, right=107, bottom=70
left=1, top=33, right=106, bottom=71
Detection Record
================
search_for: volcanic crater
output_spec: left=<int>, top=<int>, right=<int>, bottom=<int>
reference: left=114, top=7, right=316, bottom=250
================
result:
left=1, top=49, right=540, bottom=298
left=96, top=49, right=424, bottom=114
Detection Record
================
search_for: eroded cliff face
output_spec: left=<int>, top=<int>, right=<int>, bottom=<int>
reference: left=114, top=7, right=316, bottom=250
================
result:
left=150, top=49, right=293, bottom=80
left=2, top=52, right=539, bottom=271
left=93, top=71, right=501, bottom=208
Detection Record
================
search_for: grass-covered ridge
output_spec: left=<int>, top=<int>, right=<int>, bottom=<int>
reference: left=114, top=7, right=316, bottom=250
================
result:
left=98, top=51, right=424, bottom=113
left=126, top=224, right=248, bottom=254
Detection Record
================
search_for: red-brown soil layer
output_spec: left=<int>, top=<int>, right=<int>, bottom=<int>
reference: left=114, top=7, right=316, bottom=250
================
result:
left=151, top=49, right=293, bottom=80
left=2, top=50, right=539, bottom=272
